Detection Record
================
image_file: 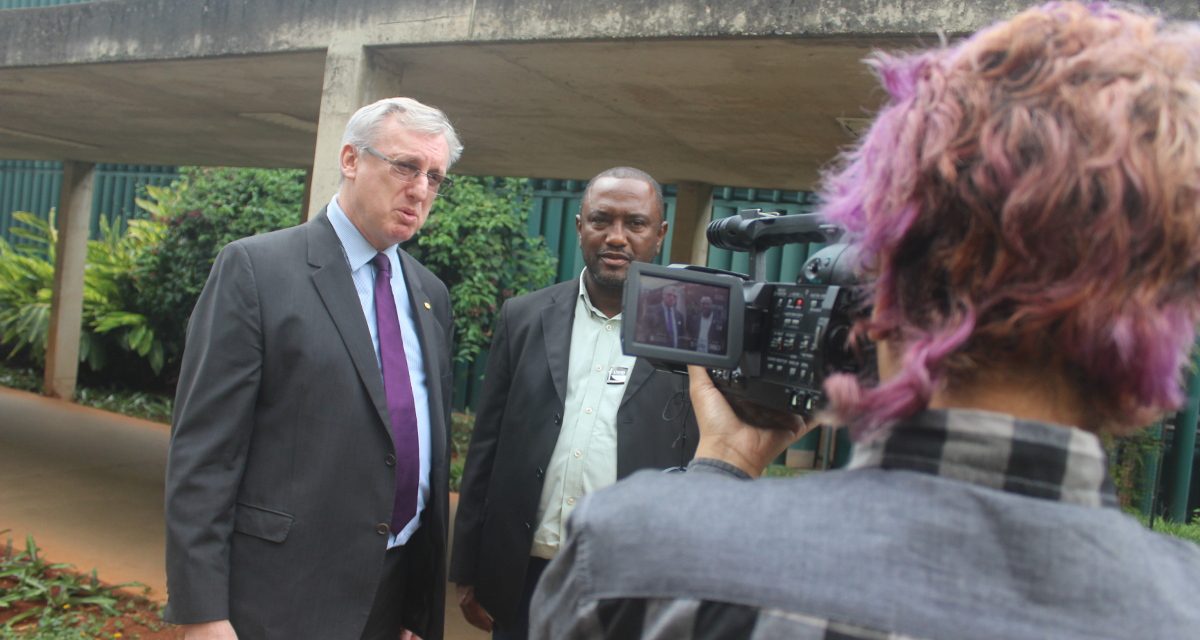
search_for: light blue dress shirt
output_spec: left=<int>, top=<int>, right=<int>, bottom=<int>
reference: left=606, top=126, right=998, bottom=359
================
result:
left=327, top=196, right=432, bottom=548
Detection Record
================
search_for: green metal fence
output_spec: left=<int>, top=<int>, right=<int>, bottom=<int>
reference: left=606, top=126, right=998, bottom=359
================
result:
left=0, top=161, right=178, bottom=245
left=0, top=161, right=61, bottom=244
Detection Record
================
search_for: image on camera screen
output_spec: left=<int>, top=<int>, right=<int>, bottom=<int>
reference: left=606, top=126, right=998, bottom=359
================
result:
left=633, top=275, right=731, bottom=355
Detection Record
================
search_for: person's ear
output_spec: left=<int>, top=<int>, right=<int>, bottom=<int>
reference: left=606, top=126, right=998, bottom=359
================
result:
left=340, top=144, right=359, bottom=180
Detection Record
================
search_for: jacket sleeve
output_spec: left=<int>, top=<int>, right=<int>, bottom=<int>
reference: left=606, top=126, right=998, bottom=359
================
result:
left=163, top=242, right=263, bottom=624
left=448, top=300, right=513, bottom=584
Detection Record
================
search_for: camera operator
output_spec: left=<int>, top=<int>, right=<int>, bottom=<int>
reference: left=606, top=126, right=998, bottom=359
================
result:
left=529, top=3, right=1200, bottom=638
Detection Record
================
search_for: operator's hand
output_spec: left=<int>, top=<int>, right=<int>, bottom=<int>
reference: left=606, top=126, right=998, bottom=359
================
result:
left=456, top=583, right=495, bottom=632
left=687, top=365, right=811, bottom=477
left=182, top=620, right=238, bottom=640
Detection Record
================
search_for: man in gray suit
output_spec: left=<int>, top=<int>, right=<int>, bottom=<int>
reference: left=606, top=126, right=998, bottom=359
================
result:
left=531, top=4, right=1200, bottom=639
left=165, top=97, right=460, bottom=640
left=451, top=167, right=699, bottom=639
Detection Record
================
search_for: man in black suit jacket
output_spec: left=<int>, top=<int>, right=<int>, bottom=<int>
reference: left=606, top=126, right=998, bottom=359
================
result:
left=642, top=286, right=688, bottom=348
left=165, top=97, right=460, bottom=640
left=450, top=167, right=699, bottom=639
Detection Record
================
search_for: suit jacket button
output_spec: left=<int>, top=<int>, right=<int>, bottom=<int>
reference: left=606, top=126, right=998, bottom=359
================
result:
left=385, top=454, right=396, bottom=466
left=376, top=523, right=390, bottom=535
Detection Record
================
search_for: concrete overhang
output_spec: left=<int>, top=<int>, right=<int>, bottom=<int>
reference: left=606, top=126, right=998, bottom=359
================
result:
left=1, top=0, right=1197, bottom=190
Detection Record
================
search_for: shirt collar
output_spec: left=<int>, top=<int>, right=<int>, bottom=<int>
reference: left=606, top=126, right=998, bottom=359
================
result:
left=576, top=269, right=622, bottom=321
left=327, top=195, right=397, bottom=271
left=848, top=409, right=1118, bottom=509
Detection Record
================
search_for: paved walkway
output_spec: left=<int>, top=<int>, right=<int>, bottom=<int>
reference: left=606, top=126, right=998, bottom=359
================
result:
left=0, top=386, right=487, bottom=639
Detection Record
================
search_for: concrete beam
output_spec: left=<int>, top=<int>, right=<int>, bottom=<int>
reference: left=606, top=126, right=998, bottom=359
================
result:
left=671, top=181, right=714, bottom=265
left=3, top=1, right=1197, bottom=189
left=308, top=39, right=405, bottom=214
left=4, top=0, right=1197, bottom=67
left=43, top=161, right=94, bottom=400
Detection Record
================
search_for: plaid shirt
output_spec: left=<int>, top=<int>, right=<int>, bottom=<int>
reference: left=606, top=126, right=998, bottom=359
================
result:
left=530, top=409, right=1188, bottom=640
left=848, top=409, right=1116, bottom=509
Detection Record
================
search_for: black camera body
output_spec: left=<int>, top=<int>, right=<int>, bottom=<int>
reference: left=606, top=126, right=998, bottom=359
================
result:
left=622, top=209, right=868, bottom=416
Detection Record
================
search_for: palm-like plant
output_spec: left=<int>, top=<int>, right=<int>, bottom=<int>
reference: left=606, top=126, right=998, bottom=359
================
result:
left=0, top=210, right=168, bottom=374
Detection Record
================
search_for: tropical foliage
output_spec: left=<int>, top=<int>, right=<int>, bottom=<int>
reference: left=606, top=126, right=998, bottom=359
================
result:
left=0, top=211, right=167, bottom=377
left=132, top=168, right=306, bottom=378
left=406, top=177, right=557, bottom=363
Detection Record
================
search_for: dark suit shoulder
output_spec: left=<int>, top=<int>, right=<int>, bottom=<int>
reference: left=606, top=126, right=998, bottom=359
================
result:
left=215, top=221, right=317, bottom=275
left=499, top=279, right=577, bottom=318
left=227, top=220, right=309, bottom=252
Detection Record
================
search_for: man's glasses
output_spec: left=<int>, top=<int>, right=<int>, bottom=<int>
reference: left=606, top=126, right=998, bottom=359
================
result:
left=361, top=146, right=454, bottom=194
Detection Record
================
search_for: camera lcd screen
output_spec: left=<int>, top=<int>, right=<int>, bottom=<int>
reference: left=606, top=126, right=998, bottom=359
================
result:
left=633, top=275, right=731, bottom=356
left=622, top=263, right=744, bottom=369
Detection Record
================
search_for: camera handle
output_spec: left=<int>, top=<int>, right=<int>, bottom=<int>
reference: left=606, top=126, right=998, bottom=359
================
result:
left=707, top=208, right=842, bottom=282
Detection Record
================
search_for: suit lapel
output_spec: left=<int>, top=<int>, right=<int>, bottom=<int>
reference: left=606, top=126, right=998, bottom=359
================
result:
left=541, top=281, right=577, bottom=405
left=620, top=357, right=655, bottom=408
left=307, top=211, right=392, bottom=432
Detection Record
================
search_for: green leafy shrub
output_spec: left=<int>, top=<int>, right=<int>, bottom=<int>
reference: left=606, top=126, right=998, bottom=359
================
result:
left=132, top=168, right=306, bottom=379
left=0, top=211, right=167, bottom=381
left=0, top=532, right=166, bottom=638
left=0, top=533, right=128, bottom=633
left=0, top=361, right=39, bottom=392
left=0, top=214, right=54, bottom=364
left=449, top=411, right=477, bottom=492
left=405, top=177, right=557, bottom=363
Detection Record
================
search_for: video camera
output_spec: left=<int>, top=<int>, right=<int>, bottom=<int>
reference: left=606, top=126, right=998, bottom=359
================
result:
left=621, top=209, right=871, bottom=417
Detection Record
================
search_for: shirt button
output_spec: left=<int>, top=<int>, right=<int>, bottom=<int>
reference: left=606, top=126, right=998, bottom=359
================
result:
left=375, top=523, right=390, bottom=536
left=605, top=324, right=613, bottom=331
left=584, top=407, right=593, bottom=414
left=595, top=365, right=603, bottom=372
left=566, top=497, right=576, bottom=506
left=574, top=449, right=583, bottom=459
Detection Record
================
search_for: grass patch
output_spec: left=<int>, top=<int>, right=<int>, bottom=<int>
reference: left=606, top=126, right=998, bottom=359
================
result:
left=1133, top=511, right=1200, bottom=546
left=0, top=361, right=172, bottom=424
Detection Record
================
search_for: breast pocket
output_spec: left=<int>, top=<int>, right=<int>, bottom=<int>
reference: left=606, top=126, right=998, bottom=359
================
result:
left=233, top=502, right=295, bottom=543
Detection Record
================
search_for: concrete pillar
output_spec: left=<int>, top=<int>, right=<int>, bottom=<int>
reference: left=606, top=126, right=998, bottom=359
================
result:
left=43, top=161, right=95, bottom=400
left=670, top=181, right=714, bottom=266
left=308, top=38, right=405, bottom=215
left=301, top=166, right=314, bottom=222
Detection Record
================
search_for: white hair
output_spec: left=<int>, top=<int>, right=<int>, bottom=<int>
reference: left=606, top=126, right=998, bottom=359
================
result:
left=341, top=97, right=463, bottom=166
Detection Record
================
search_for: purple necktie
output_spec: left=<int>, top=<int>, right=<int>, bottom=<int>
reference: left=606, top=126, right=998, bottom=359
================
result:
left=371, top=253, right=419, bottom=534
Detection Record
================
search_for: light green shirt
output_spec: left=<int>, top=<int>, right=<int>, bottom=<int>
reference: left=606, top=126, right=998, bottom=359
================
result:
left=531, top=272, right=636, bottom=559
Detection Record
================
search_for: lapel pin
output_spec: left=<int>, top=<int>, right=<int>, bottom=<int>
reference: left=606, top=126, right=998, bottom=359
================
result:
left=424, top=301, right=432, bottom=310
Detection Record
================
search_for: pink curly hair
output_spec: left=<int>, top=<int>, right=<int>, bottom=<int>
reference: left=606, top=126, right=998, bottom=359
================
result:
left=819, top=2, right=1200, bottom=439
